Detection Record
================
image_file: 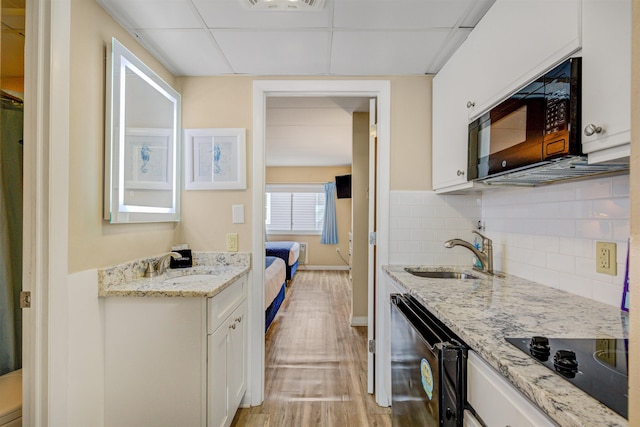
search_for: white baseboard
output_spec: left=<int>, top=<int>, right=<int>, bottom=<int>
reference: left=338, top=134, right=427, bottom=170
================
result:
left=299, top=265, right=350, bottom=271
left=351, top=316, right=368, bottom=327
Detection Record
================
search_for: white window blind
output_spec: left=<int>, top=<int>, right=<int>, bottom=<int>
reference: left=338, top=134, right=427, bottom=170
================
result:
left=266, top=184, right=325, bottom=234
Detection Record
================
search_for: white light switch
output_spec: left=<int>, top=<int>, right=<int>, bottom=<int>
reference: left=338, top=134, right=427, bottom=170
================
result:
left=232, top=204, right=245, bottom=224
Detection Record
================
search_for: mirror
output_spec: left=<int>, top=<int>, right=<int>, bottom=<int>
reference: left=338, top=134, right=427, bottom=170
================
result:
left=104, top=38, right=181, bottom=223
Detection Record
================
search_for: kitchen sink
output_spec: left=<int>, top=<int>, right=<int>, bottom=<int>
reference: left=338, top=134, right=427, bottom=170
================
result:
left=404, top=268, right=478, bottom=280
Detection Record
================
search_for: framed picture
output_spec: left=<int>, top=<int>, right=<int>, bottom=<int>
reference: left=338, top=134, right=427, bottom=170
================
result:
left=124, top=128, right=173, bottom=190
left=184, top=128, right=247, bottom=190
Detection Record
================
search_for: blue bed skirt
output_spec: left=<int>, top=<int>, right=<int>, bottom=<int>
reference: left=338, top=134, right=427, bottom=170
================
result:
left=265, top=283, right=286, bottom=332
left=287, top=260, right=298, bottom=281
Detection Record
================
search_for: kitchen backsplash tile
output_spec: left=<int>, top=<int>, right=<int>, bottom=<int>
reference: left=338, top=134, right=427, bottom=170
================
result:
left=389, top=175, right=629, bottom=307
left=389, top=191, right=481, bottom=266
left=482, top=175, right=629, bottom=307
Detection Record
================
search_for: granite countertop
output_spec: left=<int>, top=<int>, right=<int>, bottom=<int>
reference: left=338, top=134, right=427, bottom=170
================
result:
left=99, top=252, right=251, bottom=298
left=383, top=265, right=629, bottom=427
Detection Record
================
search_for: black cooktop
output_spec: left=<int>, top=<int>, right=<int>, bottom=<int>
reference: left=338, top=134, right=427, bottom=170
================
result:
left=506, top=337, right=628, bottom=419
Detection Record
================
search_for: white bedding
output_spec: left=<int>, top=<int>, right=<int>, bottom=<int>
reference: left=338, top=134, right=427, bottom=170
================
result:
left=287, top=242, right=300, bottom=265
left=265, top=257, right=286, bottom=310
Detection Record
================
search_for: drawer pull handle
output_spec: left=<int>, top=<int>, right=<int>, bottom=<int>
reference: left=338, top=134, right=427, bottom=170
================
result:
left=235, top=317, right=242, bottom=323
left=467, top=101, right=475, bottom=108
left=457, top=170, right=465, bottom=176
left=229, top=323, right=236, bottom=330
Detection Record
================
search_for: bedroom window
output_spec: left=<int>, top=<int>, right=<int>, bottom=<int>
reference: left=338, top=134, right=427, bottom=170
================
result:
left=265, top=184, right=326, bottom=234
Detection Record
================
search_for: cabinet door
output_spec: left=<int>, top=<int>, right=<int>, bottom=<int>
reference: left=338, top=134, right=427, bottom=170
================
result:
left=465, top=0, right=581, bottom=118
left=208, top=325, right=229, bottom=427
left=467, top=351, right=556, bottom=426
left=581, top=0, right=631, bottom=159
left=432, top=55, right=471, bottom=191
left=227, top=302, right=247, bottom=413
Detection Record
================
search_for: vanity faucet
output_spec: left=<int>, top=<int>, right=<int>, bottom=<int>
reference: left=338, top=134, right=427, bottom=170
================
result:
left=444, top=230, right=494, bottom=275
left=144, top=252, right=181, bottom=278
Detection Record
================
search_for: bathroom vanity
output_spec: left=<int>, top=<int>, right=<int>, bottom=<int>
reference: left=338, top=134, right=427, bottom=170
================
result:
left=100, top=253, right=250, bottom=427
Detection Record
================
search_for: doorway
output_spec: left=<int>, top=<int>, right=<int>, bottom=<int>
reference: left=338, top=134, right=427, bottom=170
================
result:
left=250, top=80, right=391, bottom=407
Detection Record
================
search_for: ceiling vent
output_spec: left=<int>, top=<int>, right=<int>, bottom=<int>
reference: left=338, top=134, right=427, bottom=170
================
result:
left=240, top=0, right=326, bottom=11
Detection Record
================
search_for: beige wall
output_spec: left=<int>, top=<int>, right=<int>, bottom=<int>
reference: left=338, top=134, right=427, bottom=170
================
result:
left=67, top=4, right=432, bottom=275
left=265, top=166, right=351, bottom=267
left=629, top=0, right=639, bottom=423
left=351, top=112, right=369, bottom=319
left=389, top=76, right=432, bottom=191
left=176, top=77, right=254, bottom=251
left=68, top=0, right=179, bottom=273
left=175, top=75, right=432, bottom=259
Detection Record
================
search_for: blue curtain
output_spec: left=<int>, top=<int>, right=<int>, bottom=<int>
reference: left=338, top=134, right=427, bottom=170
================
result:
left=321, top=182, right=338, bottom=244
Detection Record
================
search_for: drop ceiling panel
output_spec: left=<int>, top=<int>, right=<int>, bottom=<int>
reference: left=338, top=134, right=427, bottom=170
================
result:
left=424, top=28, right=472, bottom=74
left=333, top=0, right=472, bottom=29
left=136, top=30, right=233, bottom=75
left=330, top=30, right=450, bottom=75
left=213, top=30, right=331, bottom=75
left=97, top=0, right=202, bottom=29
left=192, top=0, right=332, bottom=28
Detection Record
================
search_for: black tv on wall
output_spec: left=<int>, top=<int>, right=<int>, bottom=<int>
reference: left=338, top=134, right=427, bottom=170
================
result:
left=335, top=174, right=352, bottom=199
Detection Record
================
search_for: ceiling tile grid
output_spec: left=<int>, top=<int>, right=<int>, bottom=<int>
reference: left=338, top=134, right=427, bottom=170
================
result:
left=97, top=0, right=496, bottom=76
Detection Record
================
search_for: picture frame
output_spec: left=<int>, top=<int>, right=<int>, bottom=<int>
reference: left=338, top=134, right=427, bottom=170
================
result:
left=184, top=128, right=247, bottom=190
left=124, top=128, right=173, bottom=190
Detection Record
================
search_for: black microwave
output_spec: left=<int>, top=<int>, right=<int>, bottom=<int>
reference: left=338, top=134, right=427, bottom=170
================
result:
left=468, top=58, right=582, bottom=180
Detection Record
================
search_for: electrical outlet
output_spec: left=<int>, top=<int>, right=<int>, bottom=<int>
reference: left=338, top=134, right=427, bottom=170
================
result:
left=226, top=233, right=238, bottom=252
left=596, top=242, right=617, bottom=275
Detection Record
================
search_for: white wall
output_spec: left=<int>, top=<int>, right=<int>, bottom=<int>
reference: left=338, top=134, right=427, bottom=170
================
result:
left=389, top=191, right=482, bottom=265
left=483, top=174, right=629, bottom=307
left=67, top=270, right=104, bottom=427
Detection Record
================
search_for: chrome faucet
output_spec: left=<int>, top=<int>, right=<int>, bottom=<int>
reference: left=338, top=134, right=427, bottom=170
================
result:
left=144, top=252, right=181, bottom=278
left=444, top=230, right=494, bottom=275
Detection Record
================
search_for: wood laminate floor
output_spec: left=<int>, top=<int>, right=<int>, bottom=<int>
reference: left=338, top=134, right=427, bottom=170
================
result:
left=231, top=270, right=392, bottom=427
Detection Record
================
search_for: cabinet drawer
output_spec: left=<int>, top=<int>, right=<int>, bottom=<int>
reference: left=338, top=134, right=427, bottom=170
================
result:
left=208, top=275, right=247, bottom=334
left=467, top=351, right=555, bottom=427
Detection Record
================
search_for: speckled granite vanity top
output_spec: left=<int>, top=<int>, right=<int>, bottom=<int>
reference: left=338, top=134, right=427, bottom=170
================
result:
left=99, top=252, right=250, bottom=297
left=383, top=265, right=629, bottom=427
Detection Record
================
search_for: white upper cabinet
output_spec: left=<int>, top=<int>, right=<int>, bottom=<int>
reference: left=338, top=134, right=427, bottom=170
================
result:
left=464, top=0, right=581, bottom=119
left=580, top=0, right=631, bottom=163
left=432, top=0, right=581, bottom=193
left=432, top=47, right=472, bottom=191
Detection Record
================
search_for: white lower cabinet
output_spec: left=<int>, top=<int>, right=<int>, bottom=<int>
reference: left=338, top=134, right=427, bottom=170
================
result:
left=467, top=351, right=555, bottom=427
left=104, top=275, right=247, bottom=427
left=208, top=301, right=247, bottom=427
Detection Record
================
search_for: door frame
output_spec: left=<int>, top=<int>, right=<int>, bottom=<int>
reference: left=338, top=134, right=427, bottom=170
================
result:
left=250, top=80, right=391, bottom=407
left=23, top=0, right=71, bottom=425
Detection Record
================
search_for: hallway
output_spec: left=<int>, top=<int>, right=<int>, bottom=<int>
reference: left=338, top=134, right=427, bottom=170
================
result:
left=231, top=270, right=391, bottom=426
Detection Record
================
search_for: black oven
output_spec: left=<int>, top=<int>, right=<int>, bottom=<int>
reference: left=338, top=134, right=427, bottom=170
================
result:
left=468, top=57, right=582, bottom=180
left=390, top=294, right=476, bottom=427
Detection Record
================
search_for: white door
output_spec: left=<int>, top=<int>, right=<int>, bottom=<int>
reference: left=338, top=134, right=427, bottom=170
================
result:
left=367, top=98, right=377, bottom=394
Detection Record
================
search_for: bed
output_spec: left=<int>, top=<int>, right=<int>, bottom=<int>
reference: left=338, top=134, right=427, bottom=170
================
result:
left=265, top=256, right=287, bottom=332
left=265, top=241, right=300, bottom=281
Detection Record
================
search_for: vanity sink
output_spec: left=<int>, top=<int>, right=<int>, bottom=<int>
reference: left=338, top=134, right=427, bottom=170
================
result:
left=404, top=268, right=478, bottom=280
left=167, top=274, right=214, bottom=284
